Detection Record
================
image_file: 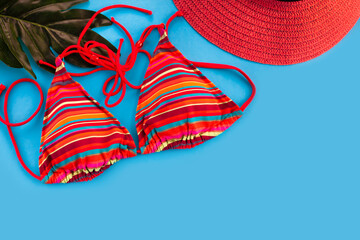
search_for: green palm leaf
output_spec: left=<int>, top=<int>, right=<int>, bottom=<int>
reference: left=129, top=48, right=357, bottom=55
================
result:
left=0, top=0, right=116, bottom=78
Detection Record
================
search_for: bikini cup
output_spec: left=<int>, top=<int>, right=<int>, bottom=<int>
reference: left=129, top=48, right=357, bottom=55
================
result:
left=0, top=56, right=138, bottom=184
left=136, top=13, right=256, bottom=154
left=39, top=58, right=137, bottom=184
left=136, top=29, right=241, bottom=153
left=0, top=7, right=255, bottom=184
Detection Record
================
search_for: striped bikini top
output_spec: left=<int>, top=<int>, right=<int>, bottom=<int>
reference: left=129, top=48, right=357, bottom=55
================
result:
left=0, top=6, right=255, bottom=184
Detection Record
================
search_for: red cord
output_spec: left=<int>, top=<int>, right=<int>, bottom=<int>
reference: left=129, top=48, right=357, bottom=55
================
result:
left=39, top=4, right=154, bottom=108
left=166, top=11, right=183, bottom=34
left=39, top=60, right=56, bottom=70
left=77, top=5, right=152, bottom=48
left=190, top=62, right=256, bottom=111
left=0, top=81, right=43, bottom=181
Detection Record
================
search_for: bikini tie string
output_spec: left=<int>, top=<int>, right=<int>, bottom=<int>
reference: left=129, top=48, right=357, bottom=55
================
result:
left=0, top=80, right=44, bottom=180
left=39, top=4, right=156, bottom=108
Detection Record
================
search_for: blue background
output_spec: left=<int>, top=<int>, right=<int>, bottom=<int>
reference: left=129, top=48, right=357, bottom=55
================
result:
left=0, top=1, right=359, bottom=239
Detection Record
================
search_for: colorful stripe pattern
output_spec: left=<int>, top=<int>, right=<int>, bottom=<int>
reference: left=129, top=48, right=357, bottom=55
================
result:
left=39, top=58, right=137, bottom=184
left=135, top=29, right=243, bottom=154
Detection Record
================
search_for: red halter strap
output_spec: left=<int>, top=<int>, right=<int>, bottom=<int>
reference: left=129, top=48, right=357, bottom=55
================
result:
left=165, top=11, right=256, bottom=111
left=189, top=62, right=256, bottom=111
left=39, top=4, right=153, bottom=108
left=0, top=81, right=43, bottom=181
left=166, top=11, right=183, bottom=34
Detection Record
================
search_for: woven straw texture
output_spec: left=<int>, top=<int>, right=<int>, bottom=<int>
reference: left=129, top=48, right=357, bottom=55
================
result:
left=173, top=0, right=360, bottom=65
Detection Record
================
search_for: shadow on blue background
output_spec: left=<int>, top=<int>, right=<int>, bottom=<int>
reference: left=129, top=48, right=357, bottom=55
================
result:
left=0, top=1, right=359, bottom=239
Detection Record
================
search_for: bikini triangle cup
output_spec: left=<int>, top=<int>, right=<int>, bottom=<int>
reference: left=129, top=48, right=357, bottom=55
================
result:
left=0, top=5, right=256, bottom=184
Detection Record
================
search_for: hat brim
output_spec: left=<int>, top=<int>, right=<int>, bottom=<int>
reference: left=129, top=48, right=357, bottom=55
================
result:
left=173, top=0, right=360, bottom=65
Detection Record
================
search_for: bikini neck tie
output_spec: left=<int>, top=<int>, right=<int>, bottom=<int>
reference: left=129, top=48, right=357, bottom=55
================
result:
left=39, top=4, right=158, bottom=108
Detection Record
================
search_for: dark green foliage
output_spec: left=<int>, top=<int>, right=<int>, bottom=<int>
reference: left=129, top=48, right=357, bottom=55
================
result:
left=0, top=0, right=116, bottom=78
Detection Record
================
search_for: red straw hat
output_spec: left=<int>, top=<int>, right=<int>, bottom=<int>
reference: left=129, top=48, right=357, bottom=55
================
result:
left=173, top=0, right=360, bottom=65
